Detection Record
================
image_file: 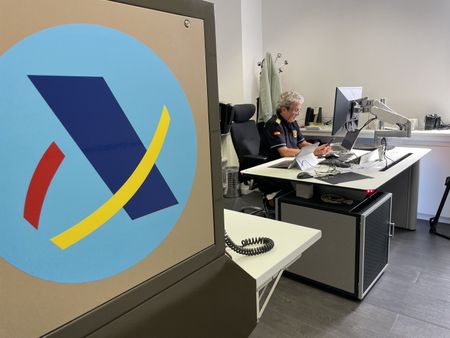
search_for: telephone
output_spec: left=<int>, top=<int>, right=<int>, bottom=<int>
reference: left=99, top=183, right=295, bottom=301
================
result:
left=305, top=106, right=323, bottom=126
left=425, top=114, right=450, bottom=130
left=224, top=231, right=274, bottom=256
left=425, top=114, right=441, bottom=130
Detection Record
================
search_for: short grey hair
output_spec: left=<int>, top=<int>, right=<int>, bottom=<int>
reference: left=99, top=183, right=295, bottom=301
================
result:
left=276, top=91, right=305, bottom=112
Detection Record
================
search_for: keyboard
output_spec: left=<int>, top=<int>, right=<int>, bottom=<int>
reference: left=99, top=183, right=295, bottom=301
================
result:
left=320, top=159, right=351, bottom=168
left=331, top=144, right=347, bottom=152
left=337, top=153, right=357, bottom=162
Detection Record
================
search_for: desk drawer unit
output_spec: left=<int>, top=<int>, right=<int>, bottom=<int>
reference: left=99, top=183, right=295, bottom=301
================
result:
left=277, top=192, right=392, bottom=299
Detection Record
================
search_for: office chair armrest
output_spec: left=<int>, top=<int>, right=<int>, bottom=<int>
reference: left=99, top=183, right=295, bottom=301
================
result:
left=240, top=206, right=265, bottom=216
left=241, top=154, right=268, bottom=169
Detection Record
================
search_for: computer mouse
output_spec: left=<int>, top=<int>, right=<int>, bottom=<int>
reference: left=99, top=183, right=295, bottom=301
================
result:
left=297, top=172, right=313, bottom=179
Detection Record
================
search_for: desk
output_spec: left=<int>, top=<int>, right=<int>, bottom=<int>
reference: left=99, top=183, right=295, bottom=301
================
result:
left=242, top=146, right=431, bottom=230
left=241, top=148, right=430, bottom=298
left=302, top=128, right=450, bottom=222
left=224, top=209, right=321, bottom=319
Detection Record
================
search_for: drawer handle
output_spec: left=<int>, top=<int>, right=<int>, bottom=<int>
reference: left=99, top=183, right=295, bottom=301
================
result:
left=389, top=222, right=395, bottom=238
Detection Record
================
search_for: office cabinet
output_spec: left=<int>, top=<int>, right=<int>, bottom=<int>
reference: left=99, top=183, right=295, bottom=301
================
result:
left=277, top=191, right=392, bottom=299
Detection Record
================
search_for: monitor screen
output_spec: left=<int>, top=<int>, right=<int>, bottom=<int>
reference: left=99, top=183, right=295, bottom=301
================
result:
left=341, top=129, right=361, bottom=151
left=332, top=87, right=363, bottom=135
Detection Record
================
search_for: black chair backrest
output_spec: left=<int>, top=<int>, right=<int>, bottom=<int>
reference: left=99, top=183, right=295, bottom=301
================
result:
left=257, top=121, right=270, bottom=157
left=230, top=104, right=260, bottom=158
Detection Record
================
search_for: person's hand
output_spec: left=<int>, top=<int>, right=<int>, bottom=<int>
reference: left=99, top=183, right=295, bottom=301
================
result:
left=314, top=144, right=331, bottom=156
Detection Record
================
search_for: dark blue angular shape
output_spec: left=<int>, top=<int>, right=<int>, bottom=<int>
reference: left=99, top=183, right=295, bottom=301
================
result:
left=29, top=75, right=178, bottom=219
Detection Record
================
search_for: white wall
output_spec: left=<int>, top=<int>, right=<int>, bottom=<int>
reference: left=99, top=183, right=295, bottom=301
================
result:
left=417, top=145, right=450, bottom=221
left=262, top=0, right=450, bottom=126
left=241, top=0, right=263, bottom=104
left=207, top=0, right=263, bottom=105
left=207, top=0, right=245, bottom=103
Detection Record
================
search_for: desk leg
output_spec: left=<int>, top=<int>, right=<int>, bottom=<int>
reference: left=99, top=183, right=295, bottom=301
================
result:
left=380, top=161, right=420, bottom=230
left=256, top=270, right=283, bottom=321
left=407, top=161, right=420, bottom=230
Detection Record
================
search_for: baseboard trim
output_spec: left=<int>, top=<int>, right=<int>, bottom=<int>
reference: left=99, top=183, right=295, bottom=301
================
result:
left=417, top=213, right=450, bottom=224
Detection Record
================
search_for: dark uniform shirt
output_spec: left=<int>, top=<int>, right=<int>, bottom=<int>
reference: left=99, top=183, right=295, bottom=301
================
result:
left=264, top=112, right=305, bottom=160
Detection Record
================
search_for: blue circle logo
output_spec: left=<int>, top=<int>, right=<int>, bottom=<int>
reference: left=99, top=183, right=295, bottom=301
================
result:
left=0, top=24, right=197, bottom=283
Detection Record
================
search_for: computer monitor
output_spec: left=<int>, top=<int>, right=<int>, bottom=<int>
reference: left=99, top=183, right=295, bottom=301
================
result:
left=332, top=87, right=363, bottom=135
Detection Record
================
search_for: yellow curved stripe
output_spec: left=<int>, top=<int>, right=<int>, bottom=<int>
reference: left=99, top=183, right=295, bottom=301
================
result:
left=51, top=106, right=171, bottom=250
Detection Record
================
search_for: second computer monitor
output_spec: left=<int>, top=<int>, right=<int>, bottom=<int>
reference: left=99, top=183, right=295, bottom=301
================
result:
left=332, top=86, right=363, bottom=135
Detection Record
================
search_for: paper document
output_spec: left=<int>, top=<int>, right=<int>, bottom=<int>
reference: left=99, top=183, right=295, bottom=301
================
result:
left=295, top=143, right=319, bottom=170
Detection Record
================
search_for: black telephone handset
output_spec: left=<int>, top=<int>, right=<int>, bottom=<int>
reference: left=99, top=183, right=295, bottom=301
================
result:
left=224, top=231, right=274, bottom=256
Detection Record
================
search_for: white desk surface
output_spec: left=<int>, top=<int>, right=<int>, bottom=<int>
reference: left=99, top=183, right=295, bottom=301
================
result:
left=224, top=209, right=321, bottom=289
left=241, top=146, right=430, bottom=191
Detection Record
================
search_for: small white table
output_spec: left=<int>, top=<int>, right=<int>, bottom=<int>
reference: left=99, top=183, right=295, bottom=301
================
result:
left=224, top=209, right=321, bottom=319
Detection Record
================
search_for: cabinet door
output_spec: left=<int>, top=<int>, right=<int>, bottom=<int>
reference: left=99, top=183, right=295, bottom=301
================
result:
left=361, top=196, right=392, bottom=295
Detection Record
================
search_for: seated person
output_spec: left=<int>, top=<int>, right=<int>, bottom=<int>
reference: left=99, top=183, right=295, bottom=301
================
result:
left=264, top=91, right=330, bottom=160
left=260, top=91, right=330, bottom=212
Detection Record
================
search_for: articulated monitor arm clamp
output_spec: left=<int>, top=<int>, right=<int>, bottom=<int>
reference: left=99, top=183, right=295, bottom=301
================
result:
left=354, top=98, right=412, bottom=144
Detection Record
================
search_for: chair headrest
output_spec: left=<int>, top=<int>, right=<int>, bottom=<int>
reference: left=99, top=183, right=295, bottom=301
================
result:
left=232, top=104, right=256, bottom=123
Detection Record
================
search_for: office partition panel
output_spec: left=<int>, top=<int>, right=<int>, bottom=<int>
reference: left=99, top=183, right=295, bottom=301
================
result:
left=0, top=1, right=225, bottom=336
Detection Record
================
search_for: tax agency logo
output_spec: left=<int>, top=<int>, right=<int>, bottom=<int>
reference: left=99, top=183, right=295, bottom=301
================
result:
left=0, top=25, right=197, bottom=283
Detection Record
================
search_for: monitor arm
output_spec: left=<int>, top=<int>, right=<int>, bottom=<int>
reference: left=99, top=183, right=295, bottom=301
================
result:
left=354, top=98, right=412, bottom=143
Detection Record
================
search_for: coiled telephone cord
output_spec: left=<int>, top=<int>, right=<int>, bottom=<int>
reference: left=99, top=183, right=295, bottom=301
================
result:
left=225, top=231, right=274, bottom=256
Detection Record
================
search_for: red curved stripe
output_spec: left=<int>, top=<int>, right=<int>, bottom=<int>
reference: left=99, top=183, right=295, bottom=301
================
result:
left=24, top=142, right=65, bottom=229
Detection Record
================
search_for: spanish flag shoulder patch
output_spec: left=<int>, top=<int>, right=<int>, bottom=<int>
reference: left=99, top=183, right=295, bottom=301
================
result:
left=273, top=131, right=281, bottom=136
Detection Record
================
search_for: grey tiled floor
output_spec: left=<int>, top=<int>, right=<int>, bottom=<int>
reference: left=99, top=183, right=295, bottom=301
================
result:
left=224, top=191, right=450, bottom=338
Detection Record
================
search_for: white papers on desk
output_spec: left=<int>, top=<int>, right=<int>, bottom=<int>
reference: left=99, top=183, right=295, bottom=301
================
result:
left=295, top=143, right=319, bottom=170
left=359, top=149, right=380, bottom=164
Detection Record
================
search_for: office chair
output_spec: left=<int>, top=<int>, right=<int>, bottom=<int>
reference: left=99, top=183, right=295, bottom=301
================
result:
left=229, top=104, right=273, bottom=217
left=230, top=104, right=268, bottom=175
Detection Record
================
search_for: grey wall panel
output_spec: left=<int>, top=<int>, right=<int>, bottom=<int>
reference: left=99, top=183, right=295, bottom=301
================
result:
left=86, top=256, right=256, bottom=338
